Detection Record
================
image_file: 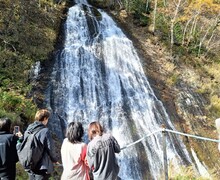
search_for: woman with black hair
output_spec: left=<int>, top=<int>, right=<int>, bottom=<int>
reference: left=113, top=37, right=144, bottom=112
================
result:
left=61, top=122, right=90, bottom=180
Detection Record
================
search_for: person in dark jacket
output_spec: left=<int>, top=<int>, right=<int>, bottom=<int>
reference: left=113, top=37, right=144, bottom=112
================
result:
left=0, top=117, right=19, bottom=180
left=24, top=109, right=59, bottom=180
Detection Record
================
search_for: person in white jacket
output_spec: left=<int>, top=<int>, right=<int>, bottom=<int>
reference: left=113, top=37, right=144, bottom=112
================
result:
left=61, top=122, right=90, bottom=180
left=86, top=121, right=121, bottom=180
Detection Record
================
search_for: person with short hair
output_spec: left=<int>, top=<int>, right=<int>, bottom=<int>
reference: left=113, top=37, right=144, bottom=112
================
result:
left=0, top=117, right=19, bottom=180
left=86, top=121, right=121, bottom=180
left=23, top=109, right=59, bottom=180
left=61, top=121, right=90, bottom=180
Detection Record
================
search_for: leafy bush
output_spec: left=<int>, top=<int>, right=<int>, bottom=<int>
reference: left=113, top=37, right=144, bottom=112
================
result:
left=174, top=22, right=183, bottom=45
left=0, top=89, right=37, bottom=121
left=156, top=13, right=170, bottom=41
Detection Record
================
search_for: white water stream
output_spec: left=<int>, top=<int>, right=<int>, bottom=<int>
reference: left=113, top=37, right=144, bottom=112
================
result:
left=45, top=1, right=193, bottom=179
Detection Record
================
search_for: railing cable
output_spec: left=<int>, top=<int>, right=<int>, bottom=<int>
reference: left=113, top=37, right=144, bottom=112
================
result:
left=120, top=128, right=220, bottom=150
left=120, top=129, right=163, bottom=150
left=164, top=128, right=220, bottom=143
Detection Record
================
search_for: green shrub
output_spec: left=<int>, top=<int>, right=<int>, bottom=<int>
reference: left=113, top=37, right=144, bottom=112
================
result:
left=174, top=22, right=183, bottom=45
left=156, top=13, right=170, bottom=41
left=167, top=73, right=180, bottom=86
left=126, top=0, right=150, bottom=26
left=0, top=109, right=17, bottom=121
left=0, top=89, right=37, bottom=120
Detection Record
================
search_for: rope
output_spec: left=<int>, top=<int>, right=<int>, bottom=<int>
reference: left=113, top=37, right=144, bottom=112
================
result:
left=120, top=129, right=162, bottom=150
left=120, top=128, right=220, bottom=150
left=164, top=128, right=220, bottom=143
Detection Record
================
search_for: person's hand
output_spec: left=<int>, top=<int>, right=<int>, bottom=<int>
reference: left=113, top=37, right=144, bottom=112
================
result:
left=53, top=162, right=62, bottom=167
left=15, top=131, right=23, bottom=138
left=84, top=158, right=89, bottom=167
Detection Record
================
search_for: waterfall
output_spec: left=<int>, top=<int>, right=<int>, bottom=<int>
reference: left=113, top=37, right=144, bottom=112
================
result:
left=45, top=1, right=194, bottom=179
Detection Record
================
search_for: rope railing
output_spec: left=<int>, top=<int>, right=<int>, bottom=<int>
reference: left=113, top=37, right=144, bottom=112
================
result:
left=120, top=127, right=220, bottom=150
left=165, top=128, right=220, bottom=143
left=120, top=127, right=220, bottom=180
left=120, top=129, right=163, bottom=150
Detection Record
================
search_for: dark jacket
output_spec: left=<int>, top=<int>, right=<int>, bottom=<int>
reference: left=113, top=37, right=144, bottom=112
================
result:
left=0, top=131, right=19, bottom=180
left=24, top=121, right=58, bottom=174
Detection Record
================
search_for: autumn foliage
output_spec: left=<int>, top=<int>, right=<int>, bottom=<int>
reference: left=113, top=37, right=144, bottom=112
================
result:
left=118, top=0, right=220, bottom=57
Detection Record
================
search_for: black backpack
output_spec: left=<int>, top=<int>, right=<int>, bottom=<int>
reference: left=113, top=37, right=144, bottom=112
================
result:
left=17, top=127, right=44, bottom=170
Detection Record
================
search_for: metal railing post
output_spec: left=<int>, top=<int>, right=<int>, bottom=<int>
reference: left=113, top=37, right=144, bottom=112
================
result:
left=162, top=125, right=168, bottom=180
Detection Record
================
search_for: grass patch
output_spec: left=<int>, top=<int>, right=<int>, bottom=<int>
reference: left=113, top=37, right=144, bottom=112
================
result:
left=209, top=95, right=220, bottom=117
left=16, top=163, right=63, bottom=180
left=16, top=163, right=29, bottom=180
left=167, top=164, right=217, bottom=180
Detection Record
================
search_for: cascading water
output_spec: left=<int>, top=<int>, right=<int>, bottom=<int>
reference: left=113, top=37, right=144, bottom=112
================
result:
left=44, top=1, right=194, bottom=179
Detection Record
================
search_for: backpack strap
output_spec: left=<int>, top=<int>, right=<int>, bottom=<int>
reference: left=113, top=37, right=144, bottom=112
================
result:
left=27, top=126, right=45, bottom=135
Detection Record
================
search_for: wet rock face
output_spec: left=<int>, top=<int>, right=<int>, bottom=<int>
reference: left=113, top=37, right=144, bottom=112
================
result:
left=177, top=92, right=218, bottom=173
left=88, top=0, right=121, bottom=10
left=175, top=84, right=208, bottom=132
left=88, top=0, right=112, bottom=8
